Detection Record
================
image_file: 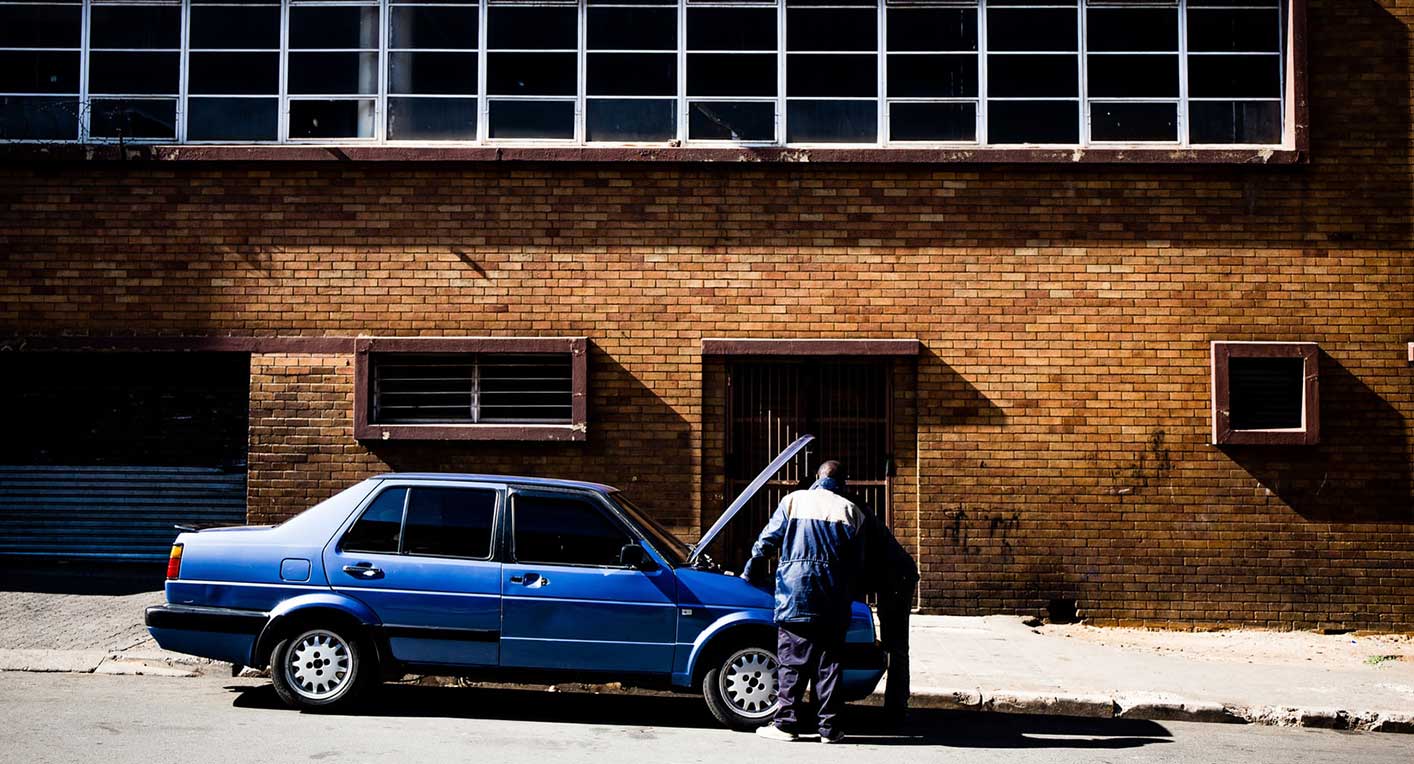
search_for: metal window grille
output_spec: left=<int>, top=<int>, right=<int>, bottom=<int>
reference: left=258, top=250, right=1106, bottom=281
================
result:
left=370, top=352, right=574, bottom=424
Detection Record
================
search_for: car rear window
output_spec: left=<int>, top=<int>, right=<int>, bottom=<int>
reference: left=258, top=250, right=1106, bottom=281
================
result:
left=402, top=487, right=497, bottom=559
left=342, top=487, right=407, bottom=554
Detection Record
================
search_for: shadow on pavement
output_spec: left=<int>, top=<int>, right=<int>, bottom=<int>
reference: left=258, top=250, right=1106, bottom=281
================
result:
left=1, top=561, right=165, bottom=595
left=228, top=683, right=1172, bottom=749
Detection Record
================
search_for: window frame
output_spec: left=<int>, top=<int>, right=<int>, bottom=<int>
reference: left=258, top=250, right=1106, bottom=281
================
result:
left=338, top=481, right=504, bottom=561
left=1210, top=340, right=1319, bottom=446
left=353, top=336, right=588, bottom=441
left=507, top=487, right=644, bottom=569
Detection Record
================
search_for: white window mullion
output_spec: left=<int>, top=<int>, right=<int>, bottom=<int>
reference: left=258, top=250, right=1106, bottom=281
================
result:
left=776, top=0, right=784, bottom=146
left=1178, top=0, right=1189, bottom=147
left=576, top=0, right=586, bottom=144
left=876, top=0, right=886, bottom=146
left=1077, top=0, right=1086, bottom=146
left=177, top=0, right=190, bottom=143
left=977, top=0, right=987, bottom=146
left=477, top=0, right=488, bottom=143
left=278, top=0, right=290, bottom=142
left=676, top=0, right=686, bottom=143
left=79, top=0, right=91, bottom=141
left=377, top=0, right=388, bottom=144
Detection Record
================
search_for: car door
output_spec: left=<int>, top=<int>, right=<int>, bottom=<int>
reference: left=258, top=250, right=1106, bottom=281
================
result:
left=323, top=481, right=502, bottom=666
left=500, top=488, right=677, bottom=674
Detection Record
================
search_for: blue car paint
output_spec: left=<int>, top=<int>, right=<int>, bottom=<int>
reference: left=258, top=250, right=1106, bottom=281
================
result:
left=148, top=473, right=884, bottom=702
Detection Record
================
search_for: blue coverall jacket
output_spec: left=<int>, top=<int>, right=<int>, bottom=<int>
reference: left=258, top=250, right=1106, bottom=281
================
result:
left=748, top=478, right=866, bottom=629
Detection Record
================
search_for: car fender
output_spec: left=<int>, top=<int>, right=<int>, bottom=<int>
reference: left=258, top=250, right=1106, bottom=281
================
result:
left=684, top=609, right=776, bottom=685
left=250, top=592, right=383, bottom=668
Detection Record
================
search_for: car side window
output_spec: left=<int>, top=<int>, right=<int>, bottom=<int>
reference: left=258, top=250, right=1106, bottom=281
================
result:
left=403, top=487, right=497, bottom=559
left=513, top=493, right=631, bottom=567
left=342, top=487, right=407, bottom=554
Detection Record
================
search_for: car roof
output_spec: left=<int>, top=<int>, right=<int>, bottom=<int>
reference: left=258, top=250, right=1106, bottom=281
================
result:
left=373, top=473, right=619, bottom=494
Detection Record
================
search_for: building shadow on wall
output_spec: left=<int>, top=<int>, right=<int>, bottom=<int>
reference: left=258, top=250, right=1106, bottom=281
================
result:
left=362, top=342, right=696, bottom=531
left=1220, top=352, right=1412, bottom=523
left=918, top=344, right=1006, bottom=428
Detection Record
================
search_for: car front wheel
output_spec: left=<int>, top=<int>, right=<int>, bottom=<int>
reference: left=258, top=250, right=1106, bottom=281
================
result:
left=702, top=644, right=780, bottom=730
left=269, top=626, right=369, bottom=711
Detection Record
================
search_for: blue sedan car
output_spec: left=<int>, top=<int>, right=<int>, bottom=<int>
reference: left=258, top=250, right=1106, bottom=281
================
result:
left=145, top=435, right=884, bottom=728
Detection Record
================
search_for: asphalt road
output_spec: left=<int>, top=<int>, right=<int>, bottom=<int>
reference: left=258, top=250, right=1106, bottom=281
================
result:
left=3, top=672, right=1412, bottom=764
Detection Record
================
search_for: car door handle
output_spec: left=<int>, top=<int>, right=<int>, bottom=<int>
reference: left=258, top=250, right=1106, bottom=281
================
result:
left=342, top=563, right=382, bottom=579
left=511, top=573, right=549, bottom=588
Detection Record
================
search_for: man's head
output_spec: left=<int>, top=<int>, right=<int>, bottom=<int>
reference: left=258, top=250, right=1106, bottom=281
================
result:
left=814, top=460, right=846, bottom=492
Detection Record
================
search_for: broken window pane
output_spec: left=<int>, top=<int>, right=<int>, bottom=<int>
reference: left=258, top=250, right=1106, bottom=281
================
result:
left=889, top=102, right=975, bottom=142
left=0, top=96, right=78, bottom=140
left=88, top=52, right=181, bottom=94
left=587, top=99, right=675, bottom=141
left=0, top=5, right=81, bottom=48
left=1188, top=54, right=1280, bottom=98
left=488, top=99, right=575, bottom=139
left=688, top=100, right=774, bottom=141
left=189, top=7, right=281, bottom=49
left=289, top=7, right=380, bottom=50
left=287, top=52, right=379, bottom=95
left=987, top=55, right=1077, bottom=98
left=0, top=51, right=79, bottom=93
left=188, top=53, right=279, bottom=95
left=388, top=52, right=478, bottom=95
left=387, top=97, right=477, bottom=139
left=787, top=54, right=876, bottom=98
left=89, top=98, right=177, bottom=139
left=786, top=100, right=876, bottom=143
left=887, top=55, right=977, bottom=99
left=1089, top=102, right=1177, bottom=142
left=187, top=97, right=278, bottom=140
left=1186, top=9, right=1280, bottom=53
left=1087, top=54, right=1178, bottom=98
left=687, top=54, right=777, bottom=97
left=588, top=7, right=677, bottom=50
left=389, top=6, right=478, bottom=49
left=289, top=98, right=376, bottom=139
left=1085, top=8, right=1176, bottom=52
left=687, top=8, right=777, bottom=51
left=886, top=9, right=977, bottom=53
left=486, top=52, right=577, bottom=95
left=1189, top=100, right=1281, bottom=144
left=787, top=9, right=877, bottom=52
left=588, top=53, right=676, bottom=96
left=88, top=6, right=181, bottom=49
left=987, top=9, right=1077, bottom=52
left=988, top=100, right=1078, bottom=144
left=488, top=6, right=577, bottom=50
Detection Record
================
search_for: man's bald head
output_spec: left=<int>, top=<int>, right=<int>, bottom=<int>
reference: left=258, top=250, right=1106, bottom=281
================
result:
left=817, top=461, right=844, bottom=481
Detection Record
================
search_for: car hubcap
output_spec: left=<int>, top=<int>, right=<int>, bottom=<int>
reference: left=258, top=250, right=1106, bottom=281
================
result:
left=720, top=647, right=779, bottom=719
left=285, top=630, right=352, bottom=701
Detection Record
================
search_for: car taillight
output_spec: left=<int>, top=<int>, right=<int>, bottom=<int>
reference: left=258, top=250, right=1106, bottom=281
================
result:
left=166, top=543, right=183, bottom=580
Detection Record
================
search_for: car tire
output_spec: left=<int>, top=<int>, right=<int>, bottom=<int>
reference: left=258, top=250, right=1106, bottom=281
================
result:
left=702, top=643, right=780, bottom=731
left=269, top=625, right=371, bottom=711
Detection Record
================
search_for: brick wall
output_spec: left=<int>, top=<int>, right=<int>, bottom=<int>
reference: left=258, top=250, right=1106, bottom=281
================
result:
left=2, top=0, right=1411, bottom=629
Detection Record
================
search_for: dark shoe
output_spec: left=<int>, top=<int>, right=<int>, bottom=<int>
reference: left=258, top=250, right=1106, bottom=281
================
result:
left=820, top=730, right=845, bottom=744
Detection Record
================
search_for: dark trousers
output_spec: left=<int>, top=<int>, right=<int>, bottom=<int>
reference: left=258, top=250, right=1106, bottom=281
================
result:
left=774, top=623, right=846, bottom=737
left=877, top=588, right=913, bottom=717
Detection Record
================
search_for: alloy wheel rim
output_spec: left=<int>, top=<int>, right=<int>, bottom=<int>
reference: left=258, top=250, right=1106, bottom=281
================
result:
left=285, top=630, right=353, bottom=701
left=719, top=647, right=779, bottom=719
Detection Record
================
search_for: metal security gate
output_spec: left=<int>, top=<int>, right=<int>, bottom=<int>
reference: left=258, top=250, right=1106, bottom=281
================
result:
left=722, top=360, right=891, bottom=565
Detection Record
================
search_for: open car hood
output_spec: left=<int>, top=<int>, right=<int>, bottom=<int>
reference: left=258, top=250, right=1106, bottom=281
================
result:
left=688, top=433, right=814, bottom=565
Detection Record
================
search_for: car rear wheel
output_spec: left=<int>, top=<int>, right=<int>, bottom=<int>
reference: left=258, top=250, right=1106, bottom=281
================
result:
left=703, top=644, right=780, bottom=730
left=270, top=626, right=369, bottom=711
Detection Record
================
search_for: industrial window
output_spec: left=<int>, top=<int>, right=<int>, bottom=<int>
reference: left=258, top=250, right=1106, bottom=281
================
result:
left=0, top=0, right=1292, bottom=148
left=353, top=337, right=588, bottom=441
left=1210, top=341, right=1319, bottom=446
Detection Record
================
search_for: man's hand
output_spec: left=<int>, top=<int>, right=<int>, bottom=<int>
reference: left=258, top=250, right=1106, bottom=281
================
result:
left=742, top=556, right=770, bottom=588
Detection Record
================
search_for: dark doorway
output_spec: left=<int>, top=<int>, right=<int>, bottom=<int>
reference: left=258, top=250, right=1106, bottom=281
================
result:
left=719, top=359, right=892, bottom=566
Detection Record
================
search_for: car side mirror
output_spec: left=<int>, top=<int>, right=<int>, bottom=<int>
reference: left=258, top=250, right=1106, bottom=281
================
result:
left=619, top=543, right=656, bottom=571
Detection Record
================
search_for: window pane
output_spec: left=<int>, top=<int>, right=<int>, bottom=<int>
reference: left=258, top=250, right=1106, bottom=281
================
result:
left=289, top=7, right=380, bottom=49
left=0, top=51, right=80, bottom=93
left=1187, top=9, right=1280, bottom=53
left=88, top=52, right=180, bottom=94
left=343, top=487, right=407, bottom=554
left=688, top=100, right=774, bottom=141
left=478, top=354, right=574, bottom=422
left=587, top=98, right=675, bottom=142
left=0, top=5, right=82, bottom=48
left=1087, top=54, right=1178, bottom=98
left=687, top=54, right=777, bottom=97
left=588, top=8, right=677, bottom=50
left=289, top=99, right=377, bottom=138
left=988, top=100, right=1078, bottom=144
left=1228, top=357, right=1304, bottom=430
left=189, top=53, right=279, bottom=95
left=987, top=9, right=1078, bottom=52
left=488, top=6, right=577, bottom=49
left=489, top=99, right=575, bottom=139
left=786, top=100, right=877, bottom=143
left=390, top=6, right=479, bottom=49
left=0, top=96, right=78, bottom=140
left=188, top=97, right=278, bottom=140
left=486, top=52, right=577, bottom=95
left=787, top=54, right=877, bottom=98
left=189, top=7, right=281, bottom=49
left=687, top=8, right=777, bottom=51
left=588, top=53, right=675, bottom=96
left=513, top=494, right=630, bottom=567
left=887, top=54, right=977, bottom=98
left=1189, top=100, right=1281, bottom=144
left=886, top=9, right=976, bottom=53
left=288, top=53, right=380, bottom=95
left=89, top=6, right=181, bottom=49
left=1188, top=54, right=1280, bottom=98
left=388, top=97, right=478, bottom=139
left=403, top=487, right=497, bottom=558
left=1085, top=8, right=1176, bottom=52
left=987, top=55, right=1077, bottom=98
left=373, top=355, right=474, bottom=422
left=889, top=101, right=975, bottom=142
left=389, top=52, right=478, bottom=95
left=1090, top=102, right=1177, bottom=142
left=90, top=98, right=176, bottom=138
left=786, top=9, right=877, bottom=51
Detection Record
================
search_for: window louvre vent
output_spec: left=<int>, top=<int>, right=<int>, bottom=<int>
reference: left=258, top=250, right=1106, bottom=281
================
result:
left=371, top=352, right=572, bottom=425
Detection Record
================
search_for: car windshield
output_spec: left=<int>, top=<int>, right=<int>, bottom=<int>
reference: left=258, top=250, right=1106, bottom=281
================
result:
left=612, top=494, right=692, bottom=566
